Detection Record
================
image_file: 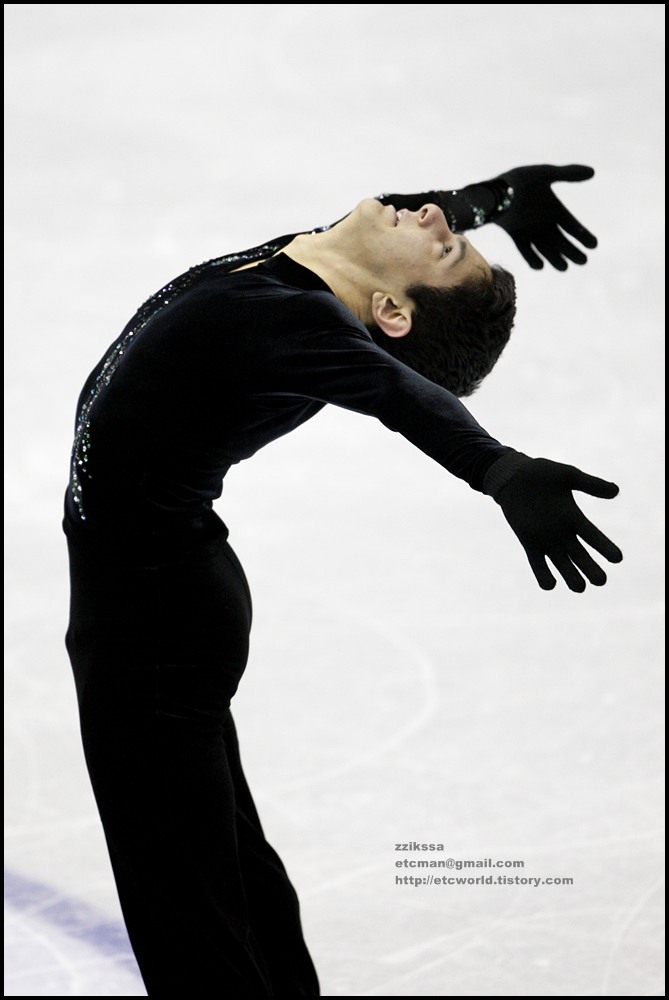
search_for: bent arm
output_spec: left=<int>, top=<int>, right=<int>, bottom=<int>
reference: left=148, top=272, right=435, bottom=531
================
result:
left=375, top=164, right=598, bottom=270
left=375, top=179, right=513, bottom=233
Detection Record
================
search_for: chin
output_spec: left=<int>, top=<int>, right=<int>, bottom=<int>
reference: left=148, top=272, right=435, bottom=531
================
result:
left=356, top=197, right=383, bottom=216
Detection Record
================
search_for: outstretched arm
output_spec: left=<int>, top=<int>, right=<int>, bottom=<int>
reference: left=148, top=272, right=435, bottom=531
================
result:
left=377, top=163, right=598, bottom=271
left=251, top=308, right=621, bottom=591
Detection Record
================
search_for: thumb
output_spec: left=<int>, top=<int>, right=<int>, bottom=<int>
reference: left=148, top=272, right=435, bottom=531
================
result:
left=569, top=468, right=619, bottom=498
left=551, top=164, right=595, bottom=183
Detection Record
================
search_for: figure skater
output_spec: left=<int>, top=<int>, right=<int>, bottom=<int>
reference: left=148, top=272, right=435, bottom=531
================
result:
left=63, top=163, right=622, bottom=995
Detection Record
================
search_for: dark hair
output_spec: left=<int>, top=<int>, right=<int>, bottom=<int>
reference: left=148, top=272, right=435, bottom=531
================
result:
left=368, top=265, right=516, bottom=398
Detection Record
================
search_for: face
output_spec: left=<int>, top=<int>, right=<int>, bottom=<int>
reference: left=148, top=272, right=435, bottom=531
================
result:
left=352, top=198, right=492, bottom=294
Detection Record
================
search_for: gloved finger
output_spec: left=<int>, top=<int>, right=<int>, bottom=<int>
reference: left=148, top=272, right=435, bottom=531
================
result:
left=513, top=237, right=545, bottom=270
left=575, top=516, right=624, bottom=563
left=556, top=205, right=598, bottom=249
left=566, top=538, right=608, bottom=586
left=526, top=549, right=557, bottom=590
left=550, top=164, right=596, bottom=183
left=532, top=232, right=587, bottom=268
left=547, top=549, right=587, bottom=592
left=551, top=231, right=589, bottom=265
left=533, top=241, right=569, bottom=271
left=569, top=469, right=620, bottom=498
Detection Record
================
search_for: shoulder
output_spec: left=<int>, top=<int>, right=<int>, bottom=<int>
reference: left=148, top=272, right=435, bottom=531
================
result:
left=287, top=288, right=374, bottom=345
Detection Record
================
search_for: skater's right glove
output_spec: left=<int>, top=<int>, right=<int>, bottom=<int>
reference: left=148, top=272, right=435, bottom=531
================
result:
left=483, top=451, right=622, bottom=592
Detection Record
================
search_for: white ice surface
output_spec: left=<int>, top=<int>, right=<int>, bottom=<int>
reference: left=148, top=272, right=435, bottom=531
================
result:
left=4, top=3, right=665, bottom=996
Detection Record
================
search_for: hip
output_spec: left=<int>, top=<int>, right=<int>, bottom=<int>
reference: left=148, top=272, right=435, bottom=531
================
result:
left=64, top=511, right=253, bottom=660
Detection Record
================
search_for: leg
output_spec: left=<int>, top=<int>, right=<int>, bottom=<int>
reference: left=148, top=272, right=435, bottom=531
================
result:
left=223, top=710, right=321, bottom=995
left=65, top=533, right=275, bottom=995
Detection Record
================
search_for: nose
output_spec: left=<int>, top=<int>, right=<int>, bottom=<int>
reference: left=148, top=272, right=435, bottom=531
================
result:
left=417, top=203, right=451, bottom=234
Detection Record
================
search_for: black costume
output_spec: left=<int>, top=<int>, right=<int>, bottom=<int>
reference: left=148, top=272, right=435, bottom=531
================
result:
left=63, top=173, right=617, bottom=995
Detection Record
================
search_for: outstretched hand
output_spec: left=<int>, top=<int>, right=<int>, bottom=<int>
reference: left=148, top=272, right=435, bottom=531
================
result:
left=483, top=453, right=622, bottom=592
left=493, top=164, right=598, bottom=271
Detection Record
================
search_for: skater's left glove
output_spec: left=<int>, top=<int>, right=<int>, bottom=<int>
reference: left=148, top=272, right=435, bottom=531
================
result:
left=487, top=164, right=598, bottom=271
left=483, top=451, right=622, bottom=592
left=446, top=163, right=598, bottom=270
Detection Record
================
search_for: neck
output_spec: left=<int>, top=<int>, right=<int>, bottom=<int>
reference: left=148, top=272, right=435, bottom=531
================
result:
left=280, top=224, right=373, bottom=325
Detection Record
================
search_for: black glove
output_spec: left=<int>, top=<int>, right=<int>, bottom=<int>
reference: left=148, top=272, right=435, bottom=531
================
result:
left=439, top=163, right=597, bottom=270
left=489, top=164, right=598, bottom=270
left=483, top=451, right=622, bottom=592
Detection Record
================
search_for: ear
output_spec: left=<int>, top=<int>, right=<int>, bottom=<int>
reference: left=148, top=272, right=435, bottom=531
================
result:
left=371, top=292, right=412, bottom=339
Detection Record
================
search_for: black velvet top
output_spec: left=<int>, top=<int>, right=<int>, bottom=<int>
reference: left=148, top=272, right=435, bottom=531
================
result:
left=64, top=185, right=513, bottom=550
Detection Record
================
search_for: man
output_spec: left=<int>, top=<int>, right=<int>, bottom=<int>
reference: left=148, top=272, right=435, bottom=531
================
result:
left=63, top=163, right=622, bottom=995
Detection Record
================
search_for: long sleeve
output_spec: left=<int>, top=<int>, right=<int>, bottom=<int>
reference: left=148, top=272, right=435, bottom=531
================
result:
left=297, top=327, right=511, bottom=490
left=244, top=282, right=512, bottom=492
left=375, top=177, right=514, bottom=233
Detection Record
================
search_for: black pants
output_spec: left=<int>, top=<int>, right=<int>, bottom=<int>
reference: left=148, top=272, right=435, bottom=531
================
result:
left=64, top=514, right=320, bottom=996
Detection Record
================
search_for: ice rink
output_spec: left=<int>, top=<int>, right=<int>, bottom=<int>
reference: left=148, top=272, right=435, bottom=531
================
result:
left=4, top=4, right=665, bottom=996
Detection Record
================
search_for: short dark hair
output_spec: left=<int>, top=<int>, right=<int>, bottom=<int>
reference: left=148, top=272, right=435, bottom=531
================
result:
left=367, top=265, right=516, bottom=397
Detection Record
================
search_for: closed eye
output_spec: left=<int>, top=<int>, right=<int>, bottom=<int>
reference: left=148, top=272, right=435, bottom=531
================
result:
left=443, top=237, right=468, bottom=265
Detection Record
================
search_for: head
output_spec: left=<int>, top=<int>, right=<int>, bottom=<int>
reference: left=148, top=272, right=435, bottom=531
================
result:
left=368, top=265, right=516, bottom=397
left=283, top=199, right=516, bottom=396
left=357, top=202, right=516, bottom=397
